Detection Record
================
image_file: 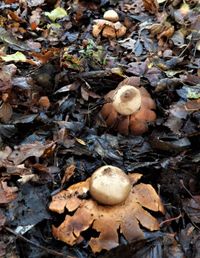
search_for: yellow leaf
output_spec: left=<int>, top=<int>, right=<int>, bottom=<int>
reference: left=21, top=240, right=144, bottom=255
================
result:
left=75, top=138, right=86, bottom=145
left=1, top=51, right=26, bottom=62
left=45, top=7, right=67, bottom=22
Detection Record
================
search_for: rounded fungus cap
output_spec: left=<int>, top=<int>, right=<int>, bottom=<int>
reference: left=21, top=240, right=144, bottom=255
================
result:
left=103, top=10, right=119, bottom=22
left=89, top=165, right=131, bottom=205
left=112, top=85, right=142, bottom=115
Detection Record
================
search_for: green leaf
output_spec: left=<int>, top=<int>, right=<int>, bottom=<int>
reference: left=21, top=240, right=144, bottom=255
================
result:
left=47, top=23, right=62, bottom=29
left=1, top=51, right=26, bottom=62
left=45, top=7, right=67, bottom=22
left=177, top=85, right=200, bottom=99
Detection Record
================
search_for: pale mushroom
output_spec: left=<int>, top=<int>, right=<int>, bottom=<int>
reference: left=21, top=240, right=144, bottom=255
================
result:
left=92, top=10, right=127, bottom=38
left=89, top=165, right=131, bottom=205
left=100, top=77, right=157, bottom=135
left=112, top=85, right=142, bottom=115
left=103, top=10, right=119, bottom=22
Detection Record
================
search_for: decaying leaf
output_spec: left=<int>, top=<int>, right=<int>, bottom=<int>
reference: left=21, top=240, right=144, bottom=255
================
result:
left=182, top=196, right=200, bottom=224
left=150, top=21, right=174, bottom=46
left=177, top=86, right=200, bottom=100
left=0, top=64, right=16, bottom=92
left=142, top=0, right=159, bottom=14
left=61, top=164, right=76, bottom=186
left=27, top=0, right=45, bottom=7
left=49, top=174, right=164, bottom=253
left=0, top=181, right=18, bottom=204
left=0, top=146, right=12, bottom=160
left=0, top=102, right=13, bottom=123
left=8, top=141, right=56, bottom=165
left=1, top=51, right=26, bottom=63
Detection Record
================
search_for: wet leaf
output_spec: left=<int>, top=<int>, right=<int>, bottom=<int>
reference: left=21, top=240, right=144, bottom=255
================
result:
left=150, top=134, right=191, bottom=152
left=27, top=0, right=45, bottom=7
left=119, top=38, right=136, bottom=51
left=61, top=164, right=76, bottom=186
left=142, top=0, right=159, bottom=14
left=9, top=183, right=50, bottom=227
left=171, top=30, right=186, bottom=47
left=0, top=102, right=13, bottom=123
left=143, top=37, right=156, bottom=52
left=100, top=233, right=184, bottom=258
left=134, top=39, right=143, bottom=57
left=177, top=85, right=200, bottom=99
left=0, top=146, right=12, bottom=160
left=0, top=210, right=6, bottom=229
left=182, top=196, right=200, bottom=224
left=0, top=181, right=18, bottom=204
left=174, top=3, right=190, bottom=24
left=0, top=124, right=16, bottom=138
left=8, top=141, right=55, bottom=165
left=49, top=174, right=164, bottom=253
left=0, top=27, right=36, bottom=51
left=0, top=64, right=16, bottom=92
left=0, top=241, right=6, bottom=258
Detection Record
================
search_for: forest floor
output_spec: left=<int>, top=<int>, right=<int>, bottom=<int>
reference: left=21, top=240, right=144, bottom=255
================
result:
left=0, top=0, right=200, bottom=257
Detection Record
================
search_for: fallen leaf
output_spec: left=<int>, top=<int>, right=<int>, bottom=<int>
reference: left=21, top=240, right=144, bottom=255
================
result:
left=185, top=99, right=200, bottom=111
left=0, top=64, right=16, bottom=92
left=27, top=0, right=45, bottom=7
left=174, top=2, right=190, bottom=24
left=0, top=210, right=6, bottom=229
left=8, top=141, right=56, bottom=165
left=0, top=146, right=12, bottom=160
left=1, top=51, right=26, bottom=62
left=134, top=39, right=143, bottom=56
left=45, top=7, right=67, bottom=22
left=0, top=27, right=36, bottom=51
left=61, top=164, right=76, bottom=185
left=0, top=181, right=18, bottom=204
left=142, top=0, right=159, bottom=14
left=182, top=196, right=200, bottom=224
left=0, top=241, right=6, bottom=258
left=0, top=102, right=13, bottom=123
left=49, top=174, right=164, bottom=253
left=171, top=29, right=186, bottom=47
left=119, top=38, right=136, bottom=51
left=177, top=85, right=200, bottom=100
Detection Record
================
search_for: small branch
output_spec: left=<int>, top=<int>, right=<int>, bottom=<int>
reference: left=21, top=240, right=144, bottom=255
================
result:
left=159, top=213, right=182, bottom=227
left=75, top=69, right=113, bottom=79
left=4, top=226, right=74, bottom=258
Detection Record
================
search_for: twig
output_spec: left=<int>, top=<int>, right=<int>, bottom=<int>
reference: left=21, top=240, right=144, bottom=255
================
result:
left=159, top=213, right=182, bottom=227
left=180, top=179, right=194, bottom=198
left=75, top=69, right=113, bottom=79
left=4, top=226, right=74, bottom=258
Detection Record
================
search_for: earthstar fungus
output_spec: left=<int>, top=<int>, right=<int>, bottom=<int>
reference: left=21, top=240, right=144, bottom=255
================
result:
left=100, top=77, right=157, bottom=135
left=92, top=10, right=127, bottom=38
left=49, top=166, right=165, bottom=253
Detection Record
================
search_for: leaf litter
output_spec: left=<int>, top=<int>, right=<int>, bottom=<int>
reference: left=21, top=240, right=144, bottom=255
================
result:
left=0, top=0, right=199, bottom=257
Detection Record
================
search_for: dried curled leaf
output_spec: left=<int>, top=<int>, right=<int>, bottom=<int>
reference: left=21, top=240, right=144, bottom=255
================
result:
left=0, top=102, right=13, bottom=123
left=0, top=181, right=18, bottom=204
left=49, top=174, right=164, bottom=253
left=150, top=22, right=174, bottom=46
left=8, top=141, right=56, bottom=165
left=142, top=0, right=159, bottom=14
